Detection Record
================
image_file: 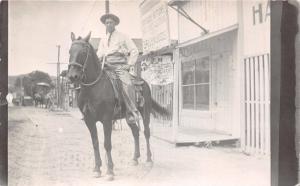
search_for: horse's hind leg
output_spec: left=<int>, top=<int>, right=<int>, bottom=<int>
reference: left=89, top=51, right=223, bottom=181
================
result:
left=144, top=117, right=153, bottom=164
left=85, top=118, right=102, bottom=177
left=126, top=113, right=140, bottom=165
left=139, top=107, right=153, bottom=164
left=139, top=83, right=153, bottom=165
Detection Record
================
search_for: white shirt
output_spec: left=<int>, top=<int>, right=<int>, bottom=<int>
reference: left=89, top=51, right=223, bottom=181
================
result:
left=97, top=30, right=139, bottom=65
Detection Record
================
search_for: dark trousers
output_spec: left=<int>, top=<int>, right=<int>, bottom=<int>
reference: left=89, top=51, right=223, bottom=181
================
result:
left=112, top=64, right=139, bottom=120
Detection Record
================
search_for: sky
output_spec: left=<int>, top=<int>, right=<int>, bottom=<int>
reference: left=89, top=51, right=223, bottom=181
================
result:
left=8, top=0, right=178, bottom=76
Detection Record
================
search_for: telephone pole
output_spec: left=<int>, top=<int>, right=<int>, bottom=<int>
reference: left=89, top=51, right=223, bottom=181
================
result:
left=20, top=76, right=23, bottom=106
left=47, top=45, right=67, bottom=108
left=56, top=45, right=61, bottom=107
left=105, top=0, right=109, bottom=13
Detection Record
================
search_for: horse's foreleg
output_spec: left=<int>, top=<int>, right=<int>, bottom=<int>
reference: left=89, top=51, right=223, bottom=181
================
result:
left=126, top=115, right=140, bottom=165
left=102, top=120, right=114, bottom=180
left=85, top=119, right=102, bottom=177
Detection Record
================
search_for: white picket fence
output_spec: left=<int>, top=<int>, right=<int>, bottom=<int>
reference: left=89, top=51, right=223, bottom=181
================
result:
left=243, top=54, right=270, bottom=156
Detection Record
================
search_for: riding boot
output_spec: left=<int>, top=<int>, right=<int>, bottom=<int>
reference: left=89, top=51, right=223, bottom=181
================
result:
left=136, top=91, right=145, bottom=107
left=121, top=83, right=139, bottom=124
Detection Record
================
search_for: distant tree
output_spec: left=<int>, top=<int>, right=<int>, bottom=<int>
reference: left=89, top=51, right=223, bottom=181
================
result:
left=14, top=77, right=21, bottom=87
left=14, top=71, right=54, bottom=97
left=29, top=71, right=53, bottom=96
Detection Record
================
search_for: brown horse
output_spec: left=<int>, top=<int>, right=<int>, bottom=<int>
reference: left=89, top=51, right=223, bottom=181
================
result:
left=67, top=32, right=170, bottom=180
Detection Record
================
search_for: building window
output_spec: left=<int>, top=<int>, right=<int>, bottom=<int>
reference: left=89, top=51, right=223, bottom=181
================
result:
left=182, top=57, right=210, bottom=110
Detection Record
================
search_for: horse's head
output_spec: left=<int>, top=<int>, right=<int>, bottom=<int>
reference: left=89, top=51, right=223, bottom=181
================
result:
left=67, top=32, right=92, bottom=83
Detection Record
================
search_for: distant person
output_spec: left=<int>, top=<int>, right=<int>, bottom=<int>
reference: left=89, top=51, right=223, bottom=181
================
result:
left=6, top=92, right=13, bottom=106
left=97, top=13, right=139, bottom=123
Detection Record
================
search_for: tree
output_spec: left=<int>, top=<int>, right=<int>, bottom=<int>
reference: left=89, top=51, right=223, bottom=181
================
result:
left=14, top=71, right=54, bottom=97
left=14, top=77, right=21, bottom=87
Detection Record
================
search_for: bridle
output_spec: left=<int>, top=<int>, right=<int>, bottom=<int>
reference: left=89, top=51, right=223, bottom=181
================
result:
left=68, top=40, right=103, bottom=87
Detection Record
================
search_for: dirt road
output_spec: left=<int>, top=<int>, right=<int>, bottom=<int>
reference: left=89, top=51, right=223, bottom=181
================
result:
left=8, top=106, right=270, bottom=186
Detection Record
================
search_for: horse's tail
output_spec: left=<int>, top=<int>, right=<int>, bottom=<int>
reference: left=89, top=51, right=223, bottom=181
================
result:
left=151, top=98, right=172, bottom=118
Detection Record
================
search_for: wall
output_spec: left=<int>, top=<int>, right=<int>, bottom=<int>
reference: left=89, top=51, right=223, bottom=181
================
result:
left=239, top=0, right=271, bottom=156
left=242, top=0, right=270, bottom=56
left=178, top=30, right=239, bottom=136
left=141, top=55, right=174, bottom=85
left=178, top=0, right=237, bottom=43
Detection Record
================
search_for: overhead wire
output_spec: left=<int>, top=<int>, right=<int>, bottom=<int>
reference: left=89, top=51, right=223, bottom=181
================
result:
left=80, top=0, right=98, bottom=34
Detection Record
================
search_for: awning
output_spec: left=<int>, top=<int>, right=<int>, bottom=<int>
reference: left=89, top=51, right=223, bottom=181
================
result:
left=178, top=24, right=238, bottom=48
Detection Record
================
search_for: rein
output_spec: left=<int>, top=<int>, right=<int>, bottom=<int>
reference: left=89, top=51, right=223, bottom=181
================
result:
left=80, top=57, right=104, bottom=87
left=69, top=41, right=104, bottom=87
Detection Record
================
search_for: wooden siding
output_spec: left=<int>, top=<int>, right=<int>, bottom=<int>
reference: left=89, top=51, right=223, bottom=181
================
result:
left=178, top=0, right=238, bottom=43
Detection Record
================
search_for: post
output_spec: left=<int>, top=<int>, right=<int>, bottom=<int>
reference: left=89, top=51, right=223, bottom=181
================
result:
left=20, top=76, right=23, bottom=106
left=172, top=48, right=179, bottom=143
left=294, top=0, right=300, bottom=181
left=0, top=2, right=8, bottom=185
left=57, top=45, right=61, bottom=108
left=61, top=76, right=63, bottom=110
left=237, top=0, right=245, bottom=152
left=105, top=0, right=109, bottom=14
left=271, top=1, right=298, bottom=185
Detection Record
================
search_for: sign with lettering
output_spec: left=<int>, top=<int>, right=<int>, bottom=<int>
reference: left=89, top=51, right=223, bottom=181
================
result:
left=243, top=0, right=270, bottom=56
left=140, top=0, right=171, bottom=54
left=252, top=1, right=270, bottom=25
left=141, top=55, right=173, bottom=85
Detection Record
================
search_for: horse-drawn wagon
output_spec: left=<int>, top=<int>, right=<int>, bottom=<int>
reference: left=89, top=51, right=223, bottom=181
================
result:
left=34, top=82, right=53, bottom=108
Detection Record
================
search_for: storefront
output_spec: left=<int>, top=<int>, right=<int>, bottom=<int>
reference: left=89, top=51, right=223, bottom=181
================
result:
left=171, top=0, right=240, bottom=143
left=138, top=1, right=270, bottom=154
left=171, top=0, right=270, bottom=155
left=178, top=28, right=238, bottom=136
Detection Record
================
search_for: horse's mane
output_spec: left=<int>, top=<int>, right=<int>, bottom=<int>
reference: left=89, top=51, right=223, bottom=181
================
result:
left=87, top=40, right=99, bottom=63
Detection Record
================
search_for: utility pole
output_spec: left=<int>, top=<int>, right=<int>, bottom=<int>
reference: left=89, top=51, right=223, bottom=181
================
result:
left=56, top=45, right=61, bottom=107
left=20, top=76, right=23, bottom=106
left=47, top=45, right=67, bottom=109
left=105, top=0, right=109, bottom=13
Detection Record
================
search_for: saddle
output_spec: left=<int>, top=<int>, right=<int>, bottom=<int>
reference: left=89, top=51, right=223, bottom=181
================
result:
left=104, top=68, right=145, bottom=116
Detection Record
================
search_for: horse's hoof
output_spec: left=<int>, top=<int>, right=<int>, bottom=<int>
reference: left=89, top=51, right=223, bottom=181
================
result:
left=145, top=161, right=153, bottom=167
left=93, top=171, right=101, bottom=178
left=105, top=174, right=114, bottom=181
left=130, top=159, right=138, bottom=166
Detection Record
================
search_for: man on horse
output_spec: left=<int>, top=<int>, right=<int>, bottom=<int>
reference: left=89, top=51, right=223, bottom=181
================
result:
left=97, top=13, right=140, bottom=123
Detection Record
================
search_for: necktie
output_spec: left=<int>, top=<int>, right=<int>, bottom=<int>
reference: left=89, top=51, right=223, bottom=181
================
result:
left=107, top=33, right=112, bottom=47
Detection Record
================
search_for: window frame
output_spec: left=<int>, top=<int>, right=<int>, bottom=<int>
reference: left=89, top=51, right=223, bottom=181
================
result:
left=181, top=55, right=211, bottom=111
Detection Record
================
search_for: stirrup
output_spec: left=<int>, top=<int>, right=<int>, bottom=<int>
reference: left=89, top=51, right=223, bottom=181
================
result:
left=138, top=96, right=145, bottom=107
left=133, top=80, right=144, bottom=85
left=127, top=111, right=139, bottom=123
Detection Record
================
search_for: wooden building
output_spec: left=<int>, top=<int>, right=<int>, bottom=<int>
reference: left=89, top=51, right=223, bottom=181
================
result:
left=147, top=0, right=271, bottom=156
left=171, top=0, right=270, bottom=155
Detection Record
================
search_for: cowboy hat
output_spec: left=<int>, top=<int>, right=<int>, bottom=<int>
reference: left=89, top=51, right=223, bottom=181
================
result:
left=100, top=13, right=120, bottom=25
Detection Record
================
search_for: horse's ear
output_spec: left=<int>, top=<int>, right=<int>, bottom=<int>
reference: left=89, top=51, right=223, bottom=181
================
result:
left=71, top=32, right=76, bottom=41
left=83, top=31, right=91, bottom=42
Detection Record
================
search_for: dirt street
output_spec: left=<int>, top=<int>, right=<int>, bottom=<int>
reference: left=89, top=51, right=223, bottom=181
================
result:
left=8, top=106, right=270, bottom=186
